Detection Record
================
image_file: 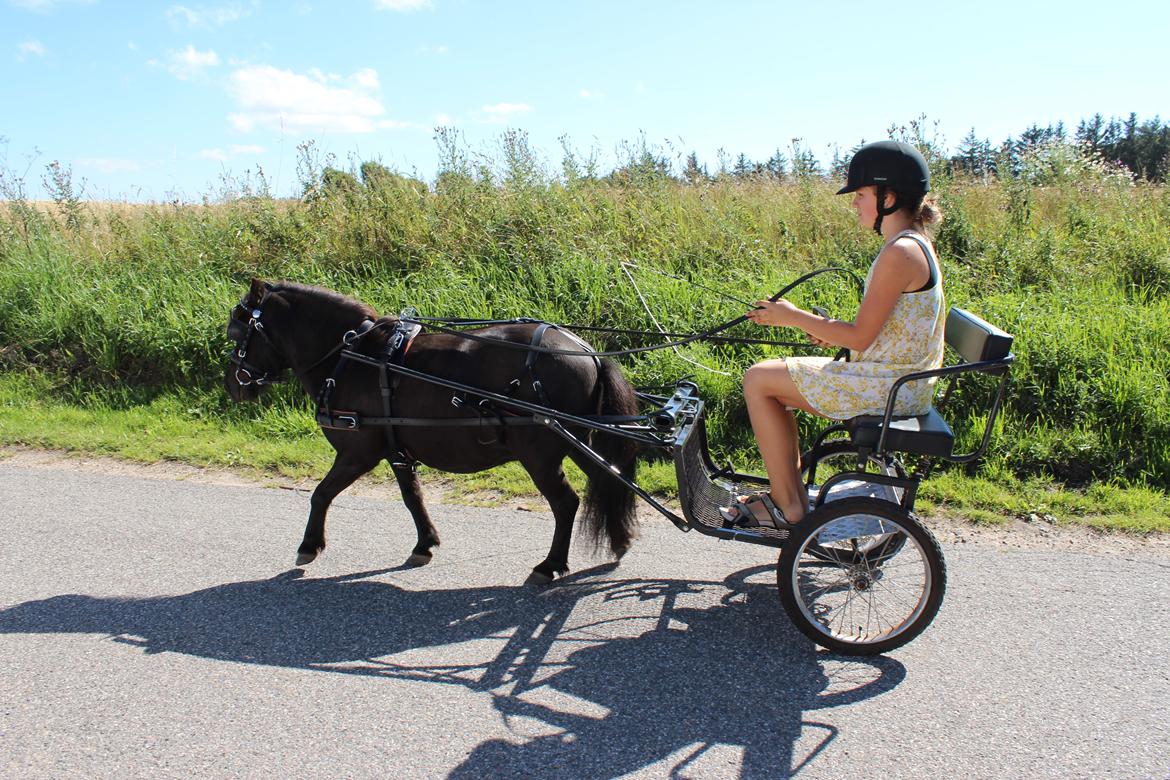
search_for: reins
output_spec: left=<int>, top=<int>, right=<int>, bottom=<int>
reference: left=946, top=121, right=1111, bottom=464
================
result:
left=232, top=265, right=864, bottom=384
left=396, top=266, right=864, bottom=360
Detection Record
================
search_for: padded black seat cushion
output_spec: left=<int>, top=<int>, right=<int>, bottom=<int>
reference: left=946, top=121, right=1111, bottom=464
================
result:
left=848, top=408, right=954, bottom=457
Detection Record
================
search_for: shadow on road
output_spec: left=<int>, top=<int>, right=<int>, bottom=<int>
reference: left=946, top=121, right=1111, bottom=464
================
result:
left=0, top=564, right=905, bottom=777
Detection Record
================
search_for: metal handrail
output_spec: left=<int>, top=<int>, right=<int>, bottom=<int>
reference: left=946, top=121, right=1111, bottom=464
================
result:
left=874, top=353, right=1016, bottom=460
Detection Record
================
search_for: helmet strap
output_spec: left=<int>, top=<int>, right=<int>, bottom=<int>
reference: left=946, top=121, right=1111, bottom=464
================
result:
left=873, top=184, right=900, bottom=235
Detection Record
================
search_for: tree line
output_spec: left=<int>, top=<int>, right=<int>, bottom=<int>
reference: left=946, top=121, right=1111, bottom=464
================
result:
left=951, top=113, right=1170, bottom=182
left=306, top=114, right=1169, bottom=196
left=679, top=113, right=1170, bottom=185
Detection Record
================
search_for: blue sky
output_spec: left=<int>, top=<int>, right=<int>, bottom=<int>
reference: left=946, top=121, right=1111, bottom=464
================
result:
left=2, top=0, right=1167, bottom=201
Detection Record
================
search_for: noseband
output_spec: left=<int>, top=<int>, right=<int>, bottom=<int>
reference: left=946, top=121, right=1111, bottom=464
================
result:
left=228, top=298, right=290, bottom=388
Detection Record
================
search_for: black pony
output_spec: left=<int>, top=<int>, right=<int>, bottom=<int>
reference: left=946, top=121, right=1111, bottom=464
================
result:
left=224, top=279, right=640, bottom=583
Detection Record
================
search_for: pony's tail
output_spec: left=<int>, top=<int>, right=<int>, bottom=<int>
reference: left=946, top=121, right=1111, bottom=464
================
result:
left=574, top=358, right=640, bottom=558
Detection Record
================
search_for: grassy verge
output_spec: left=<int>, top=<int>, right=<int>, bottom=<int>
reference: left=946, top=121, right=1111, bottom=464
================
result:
left=2, top=370, right=1165, bottom=533
left=2, top=137, right=1169, bottom=532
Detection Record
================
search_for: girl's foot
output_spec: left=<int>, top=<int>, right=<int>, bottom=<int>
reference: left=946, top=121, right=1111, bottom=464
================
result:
left=719, top=492, right=800, bottom=529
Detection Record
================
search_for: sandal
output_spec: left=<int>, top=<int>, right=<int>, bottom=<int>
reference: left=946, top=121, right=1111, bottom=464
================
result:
left=719, top=492, right=790, bottom=529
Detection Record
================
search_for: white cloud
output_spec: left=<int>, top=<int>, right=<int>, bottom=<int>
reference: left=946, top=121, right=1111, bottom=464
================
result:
left=76, top=157, right=141, bottom=174
left=198, top=144, right=266, bottom=161
left=17, top=40, right=45, bottom=59
left=352, top=67, right=379, bottom=90
left=579, top=88, right=606, bottom=100
left=375, top=0, right=432, bottom=11
left=167, top=45, right=220, bottom=80
left=167, top=4, right=250, bottom=28
left=227, top=65, right=394, bottom=134
left=480, top=102, right=532, bottom=124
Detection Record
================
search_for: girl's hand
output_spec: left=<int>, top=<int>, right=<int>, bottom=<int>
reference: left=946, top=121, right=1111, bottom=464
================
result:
left=806, top=333, right=833, bottom=349
left=746, top=298, right=802, bottom=327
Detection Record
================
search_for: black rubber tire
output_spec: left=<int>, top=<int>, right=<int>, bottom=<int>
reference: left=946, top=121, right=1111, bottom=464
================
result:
left=777, top=497, right=946, bottom=655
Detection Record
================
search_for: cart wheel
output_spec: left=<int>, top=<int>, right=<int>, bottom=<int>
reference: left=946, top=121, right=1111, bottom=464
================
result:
left=801, top=440, right=906, bottom=565
left=777, top=497, right=945, bottom=655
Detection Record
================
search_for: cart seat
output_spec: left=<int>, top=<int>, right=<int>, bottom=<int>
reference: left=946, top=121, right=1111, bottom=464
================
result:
left=840, top=306, right=1013, bottom=461
left=847, top=408, right=954, bottom=457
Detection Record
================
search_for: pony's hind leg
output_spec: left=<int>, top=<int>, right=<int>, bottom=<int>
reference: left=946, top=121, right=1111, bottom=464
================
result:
left=520, top=456, right=580, bottom=585
left=391, top=463, right=440, bottom=566
left=296, top=450, right=381, bottom=566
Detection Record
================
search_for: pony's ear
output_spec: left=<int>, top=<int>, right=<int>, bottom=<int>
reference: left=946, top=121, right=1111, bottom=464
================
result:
left=249, top=277, right=266, bottom=302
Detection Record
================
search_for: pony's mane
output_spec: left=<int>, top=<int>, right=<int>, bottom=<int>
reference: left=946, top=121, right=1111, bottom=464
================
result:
left=271, top=281, right=379, bottom=320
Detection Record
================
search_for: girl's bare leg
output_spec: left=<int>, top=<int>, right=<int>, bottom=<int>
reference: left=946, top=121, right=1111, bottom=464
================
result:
left=740, top=359, right=816, bottom=524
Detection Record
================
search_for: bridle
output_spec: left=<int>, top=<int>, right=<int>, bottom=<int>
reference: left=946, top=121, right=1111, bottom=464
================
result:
left=227, top=295, right=291, bottom=388
left=227, top=289, right=383, bottom=389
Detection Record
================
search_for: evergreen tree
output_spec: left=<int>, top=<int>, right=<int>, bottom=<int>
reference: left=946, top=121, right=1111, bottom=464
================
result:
left=1076, top=114, right=1106, bottom=151
left=953, top=129, right=995, bottom=178
left=683, top=151, right=708, bottom=184
left=764, top=149, right=787, bottom=180
left=789, top=139, right=821, bottom=179
left=733, top=153, right=753, bottom=178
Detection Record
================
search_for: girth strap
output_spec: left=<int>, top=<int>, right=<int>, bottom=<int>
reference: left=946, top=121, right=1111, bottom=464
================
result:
left=379, top=320, right=423, bottom=467
left=526, top=323, right=554, bottom=407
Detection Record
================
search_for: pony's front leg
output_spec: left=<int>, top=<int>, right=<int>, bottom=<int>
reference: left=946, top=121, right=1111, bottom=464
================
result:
left=296, top=450, right=380, bottom=565
left=520, top=457, right=580, bottom=585
left=391, top=463, right=440, bottom=566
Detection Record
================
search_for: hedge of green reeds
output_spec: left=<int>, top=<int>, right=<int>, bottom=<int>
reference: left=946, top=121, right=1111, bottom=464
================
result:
left=1, top=140, right=1168, bottom=492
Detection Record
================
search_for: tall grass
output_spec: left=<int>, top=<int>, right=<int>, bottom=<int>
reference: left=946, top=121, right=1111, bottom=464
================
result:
left=1, top=136, right=1168, bottom=490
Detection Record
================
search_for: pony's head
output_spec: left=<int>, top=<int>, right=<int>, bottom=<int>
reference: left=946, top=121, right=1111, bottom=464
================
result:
left=224, top=278, right=291, bottom=402
left=224, top=279, right=379, bottom=403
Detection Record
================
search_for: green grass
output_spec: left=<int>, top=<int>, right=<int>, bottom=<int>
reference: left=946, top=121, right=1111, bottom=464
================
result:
left=919, top=467, right=1170, bottom=533
left=2, top=369, right=1165, bottom=532
left=1, top=136, right=1168, bottom=530
left=0, top=371, right=335, bottom=479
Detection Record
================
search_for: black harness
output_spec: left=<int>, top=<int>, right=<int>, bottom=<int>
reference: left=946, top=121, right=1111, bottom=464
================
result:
left=315, top=318, right=422, bottom=466
left=313, top=320, right=603, bottom=468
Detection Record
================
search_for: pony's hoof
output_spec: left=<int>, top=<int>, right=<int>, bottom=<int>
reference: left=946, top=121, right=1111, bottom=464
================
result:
left=295, top=551, right=318, bottom=566
left=404, top=552, right=432, bottom=567
left=524, top=570, right=555, bottom=586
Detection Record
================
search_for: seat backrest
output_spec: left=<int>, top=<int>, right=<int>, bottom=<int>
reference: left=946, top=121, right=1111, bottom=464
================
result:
left=945, top=307, right=1013, bottom=363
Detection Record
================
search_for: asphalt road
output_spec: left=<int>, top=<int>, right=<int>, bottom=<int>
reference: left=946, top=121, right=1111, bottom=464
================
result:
left=1, top=460, right=1168, bottom=779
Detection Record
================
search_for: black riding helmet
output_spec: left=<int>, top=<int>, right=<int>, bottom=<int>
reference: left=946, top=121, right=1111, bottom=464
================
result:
left=838, top=141, right=930, bottom=234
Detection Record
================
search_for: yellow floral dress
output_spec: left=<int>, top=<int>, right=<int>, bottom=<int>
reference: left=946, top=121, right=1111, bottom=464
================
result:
left=787, top=230, right=946, bottom=419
